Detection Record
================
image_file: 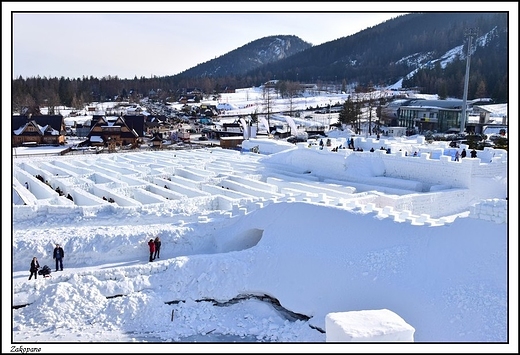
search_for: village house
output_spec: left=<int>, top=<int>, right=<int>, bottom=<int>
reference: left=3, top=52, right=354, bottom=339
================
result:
left=87, top=115, right=140, bottom=150
left=149, top=132, right=164, bottom=149
left=12, top=115, right=66, bottom=146
left=384, top=99, right=508, bottom=135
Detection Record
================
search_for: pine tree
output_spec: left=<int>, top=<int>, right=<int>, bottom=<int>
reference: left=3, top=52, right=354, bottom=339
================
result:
left=338, top=97, right=361, bottom=128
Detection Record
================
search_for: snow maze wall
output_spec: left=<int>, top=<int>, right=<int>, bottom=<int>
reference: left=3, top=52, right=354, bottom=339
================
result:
left=12, top=146, right=507, bottom=225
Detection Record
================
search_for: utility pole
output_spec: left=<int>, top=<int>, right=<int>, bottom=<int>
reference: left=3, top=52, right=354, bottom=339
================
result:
left=328, top=99, right=331, bottom=129
left=368, top=88, right=373, bottom=136
left=460, top=28, right=478, bottom=134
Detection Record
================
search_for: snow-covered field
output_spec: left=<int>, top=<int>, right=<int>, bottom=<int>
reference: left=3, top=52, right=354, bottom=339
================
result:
left=7, top=88, right=513, bottom=353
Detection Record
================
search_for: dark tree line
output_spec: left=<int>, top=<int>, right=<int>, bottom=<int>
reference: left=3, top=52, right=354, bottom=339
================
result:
left=12, top=72, right=280, bottom=114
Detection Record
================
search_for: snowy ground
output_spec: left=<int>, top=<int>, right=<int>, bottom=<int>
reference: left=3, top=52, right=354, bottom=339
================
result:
left=6, top=89, right=514, bottom=353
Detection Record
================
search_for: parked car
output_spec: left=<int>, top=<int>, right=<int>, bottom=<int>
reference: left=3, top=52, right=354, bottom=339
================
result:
left=449, top=141, right=459, bottom=148
left=478, top=140, right=495, bottom=148
left=287, top=136, right=307, bottom=143
left=308, top=134, right=325, bottom=140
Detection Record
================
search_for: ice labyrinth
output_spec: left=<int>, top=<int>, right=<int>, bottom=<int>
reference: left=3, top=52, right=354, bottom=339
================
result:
left=10, top=144, right=509, bottom=343
left=13, top=146, right=475, bottom=227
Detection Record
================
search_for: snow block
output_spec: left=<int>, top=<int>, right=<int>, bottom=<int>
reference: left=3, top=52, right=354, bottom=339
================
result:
left=325, top=309, right=415, bottom=342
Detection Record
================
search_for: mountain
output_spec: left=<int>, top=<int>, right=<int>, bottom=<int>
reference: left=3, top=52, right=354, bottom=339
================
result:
left=242, top=13, right=507, bottom=95
left=171, top=12, right=507, bottom=101
left=175, top=35, right=312, bottom=78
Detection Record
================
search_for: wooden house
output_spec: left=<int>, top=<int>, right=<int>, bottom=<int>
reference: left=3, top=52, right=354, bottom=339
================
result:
left=144, top=121, right=161, bottom=136
left=87, top=115, right=139, bottom=149
left=123, top=115, right=146, bottom=137
left=150, top=133, right=163, bottom=149
left=12, top=115, right=66, bottom=146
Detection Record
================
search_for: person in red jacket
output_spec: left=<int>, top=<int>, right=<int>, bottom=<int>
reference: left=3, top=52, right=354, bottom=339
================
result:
left=148, top=239, right=155, bottom=262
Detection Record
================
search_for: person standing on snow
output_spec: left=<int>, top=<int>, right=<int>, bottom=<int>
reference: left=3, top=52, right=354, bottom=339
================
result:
left=154, top=236, right=162, bottom=259
left=148, top=238, right=156, bottom=262
left=53, top=244, right=64, bottom=271
left=28, top=257, right=40, bottom=280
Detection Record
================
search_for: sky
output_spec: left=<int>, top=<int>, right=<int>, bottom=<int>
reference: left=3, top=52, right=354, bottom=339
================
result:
left=7, top=5, right=408, bottom=80
left=6, top=87, right=516, bottom=353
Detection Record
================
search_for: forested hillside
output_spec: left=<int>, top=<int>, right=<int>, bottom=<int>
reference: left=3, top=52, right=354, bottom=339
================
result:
left=176, top=35, right=311, bottom=78
left=245, top=12, right=507, bottom=100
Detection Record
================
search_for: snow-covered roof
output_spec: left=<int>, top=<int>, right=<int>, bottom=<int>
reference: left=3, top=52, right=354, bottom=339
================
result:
left=217, top=103, right=239, bottom=110
left=475, top=104, right=508, bottom=117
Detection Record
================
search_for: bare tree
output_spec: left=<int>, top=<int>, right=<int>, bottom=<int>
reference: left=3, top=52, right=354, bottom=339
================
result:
left=368, top=88, right=376, bottom=136
left=44, top=90, right=61, bottom=116
left=286, top=81, right=301, bottom=117
left=262, top=85, right=274, bottom=130
left=13, top=93, right=36, bottom=115
left=71, top=93, right=85, bottom=111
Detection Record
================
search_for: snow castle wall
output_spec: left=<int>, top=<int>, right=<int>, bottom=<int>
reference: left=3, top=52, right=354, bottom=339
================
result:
left=380, top=151, right=475, bottom=188
left=468, top=198, right=508, bottom=224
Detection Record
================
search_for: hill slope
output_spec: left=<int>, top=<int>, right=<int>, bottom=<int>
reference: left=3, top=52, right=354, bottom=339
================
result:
left=176, top=35, right=312, bottom=78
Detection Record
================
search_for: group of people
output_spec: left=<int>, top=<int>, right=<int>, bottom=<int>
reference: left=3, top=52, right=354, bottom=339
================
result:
left=28, top=238, right=164, bottom=280
left=455, top=148, right=477, bottom=161
left=148, top=236, right=162, bottom=262
left=28, top=243, right=64, bottom=280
